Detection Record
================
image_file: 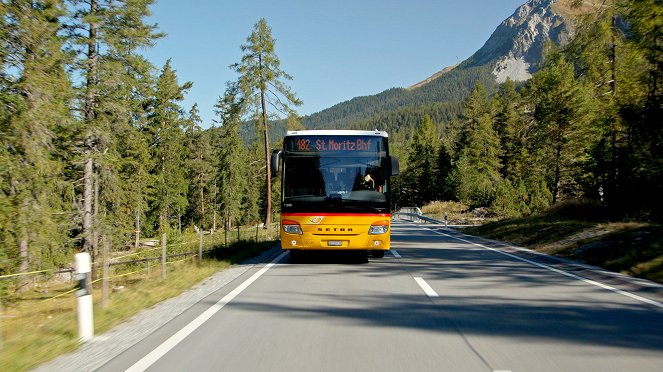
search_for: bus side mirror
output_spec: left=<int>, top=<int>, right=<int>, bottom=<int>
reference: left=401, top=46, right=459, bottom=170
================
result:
left=390, top=156, right=399, bottom=176
left=271, top=150, right=282, bottom=178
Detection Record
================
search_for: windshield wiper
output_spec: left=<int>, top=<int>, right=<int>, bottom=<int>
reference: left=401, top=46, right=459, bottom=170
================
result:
left=284, top=195, right=317, bottom=200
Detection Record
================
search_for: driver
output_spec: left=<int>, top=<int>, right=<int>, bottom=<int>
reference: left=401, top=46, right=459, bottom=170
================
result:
left=362, top=174, right=383, bottom=192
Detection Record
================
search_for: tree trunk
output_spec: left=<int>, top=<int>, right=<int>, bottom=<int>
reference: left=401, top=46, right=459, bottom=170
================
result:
left=0, top=293, right=4, bottom=350
left=261, top=89, right=271, bottom=227
left=212, top=180, right=217, bottom=233
left=553, top=143, right=562, bottom=204
left=160, top=212, right=167, bottom=279
left=102, top=235, right=110, bottom=309
left=199, top=155, right=205, bottom=230
left=82, top=157, right=93, bottom=253
left=161, top=231, right=167, bottom=279
left=82, top=0, right=98, bottom=254
left=608, top=7, right=618, bottom=207
left=92, top=171, right=99, bottom=261
left=135, top=211, right=140, bottom=250
left=17, top=235, right=29, bottom=292
left=224, top=208, right=229, bottom=230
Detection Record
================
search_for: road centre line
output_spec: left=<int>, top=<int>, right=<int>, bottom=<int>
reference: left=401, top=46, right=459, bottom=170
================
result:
left=414, top=277, right=439, bottom=298
left=423, top=227, right=663, bottom=310
left=125, top=252, right=288, bottom=372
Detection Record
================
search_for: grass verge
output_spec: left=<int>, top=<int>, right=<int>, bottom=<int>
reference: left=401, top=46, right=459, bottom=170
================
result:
left=462, top=202, right=663, bottom=284
left=0, top=240, right=276, bottom=371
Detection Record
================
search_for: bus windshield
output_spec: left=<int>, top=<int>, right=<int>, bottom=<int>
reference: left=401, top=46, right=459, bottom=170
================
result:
left=282, top=135, right=390, bottom=214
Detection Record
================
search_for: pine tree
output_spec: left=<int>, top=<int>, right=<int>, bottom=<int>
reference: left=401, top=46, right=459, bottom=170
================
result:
left=120, top=117, right=154, bottom=246
left=492, top=79, right=553, bottom=215
left=231, top=18, right=302, bottom=227
left=435, top=143, right=454, bottom=201
left=494, top=79, right=527, bottom=181
left=286, top=113, right=305, bottom=131
left=527, top=48, right=594, bottom=203
left=401, top=115, right=439, bottom=206
left=244, top=143, right=263, bottom=225
left=213, top=83, right=247, bottom=229
left=0, top=0, right=74, bottom=284
left=458, top=82, right=492, bottom=151
left=564, top=1, right=652, bottom=213
left=453, top=83, right=502, bottom=207
left=616, top=0, right=663, bottom=215
left=184, top=104, right=217, bottom=231
left=147, top=60, right=192, bottom=236
left=65, top=0, right=162, bottom=253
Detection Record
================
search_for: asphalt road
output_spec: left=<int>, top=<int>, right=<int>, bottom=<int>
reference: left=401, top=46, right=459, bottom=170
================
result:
left=97, top=221, right=663, bottom=372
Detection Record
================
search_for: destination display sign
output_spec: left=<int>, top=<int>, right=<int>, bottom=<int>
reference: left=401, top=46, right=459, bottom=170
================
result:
left=285, top=136, right=383, bottom=153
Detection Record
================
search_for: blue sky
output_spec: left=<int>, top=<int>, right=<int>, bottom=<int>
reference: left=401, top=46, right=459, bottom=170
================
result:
left=145, top=0, right=526, bottom=127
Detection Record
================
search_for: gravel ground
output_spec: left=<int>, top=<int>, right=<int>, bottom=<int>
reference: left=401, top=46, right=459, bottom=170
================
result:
left=32, top=245, right=282, bottom=372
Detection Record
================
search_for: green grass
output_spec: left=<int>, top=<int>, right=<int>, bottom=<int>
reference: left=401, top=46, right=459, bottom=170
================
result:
left=0, top=240, right=276, bottom=371
left=462, top=201, right=663, bottom=284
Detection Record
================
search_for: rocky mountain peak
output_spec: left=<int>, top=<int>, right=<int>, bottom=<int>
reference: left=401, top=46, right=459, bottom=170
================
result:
left=467, top=0, right=573, bottom=83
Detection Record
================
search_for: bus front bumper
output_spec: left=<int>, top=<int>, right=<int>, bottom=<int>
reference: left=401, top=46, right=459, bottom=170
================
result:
left=281, top=233, right=389, bottom=251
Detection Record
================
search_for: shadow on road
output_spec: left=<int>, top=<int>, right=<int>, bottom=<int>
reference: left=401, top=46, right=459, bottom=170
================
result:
left=287, top=250, right=370, bottom=264
left=224, top=288, right=663, bottom=352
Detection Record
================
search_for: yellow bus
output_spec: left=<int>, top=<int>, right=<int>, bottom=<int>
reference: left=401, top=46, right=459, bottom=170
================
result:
left=271, top=130, right=399, bottom=259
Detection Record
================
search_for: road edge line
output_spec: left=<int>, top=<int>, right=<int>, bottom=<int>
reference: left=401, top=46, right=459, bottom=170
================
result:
left=424, top=227, right=663, bottom=310
left=125, top=252, right=288, bottom=372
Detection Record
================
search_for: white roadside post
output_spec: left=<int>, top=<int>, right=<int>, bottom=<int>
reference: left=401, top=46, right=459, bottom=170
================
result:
left=75, top=252, right=94, bottom=342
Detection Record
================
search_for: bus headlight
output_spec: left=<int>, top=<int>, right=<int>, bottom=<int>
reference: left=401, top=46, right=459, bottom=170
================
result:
left=282, top=220, right=302, bottom=235
left=368, top=221, right=389, bottom=235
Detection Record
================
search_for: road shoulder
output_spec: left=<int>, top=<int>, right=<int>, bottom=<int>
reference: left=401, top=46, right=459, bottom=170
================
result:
left=32, top=246, right=282, bottom=372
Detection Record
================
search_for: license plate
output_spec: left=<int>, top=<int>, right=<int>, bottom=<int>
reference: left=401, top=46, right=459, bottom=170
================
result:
left=327, top=241, right=342, bottom=247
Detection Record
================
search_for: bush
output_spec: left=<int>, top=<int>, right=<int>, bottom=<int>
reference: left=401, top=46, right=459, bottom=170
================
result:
left=491, top=180, right=529, bottom=218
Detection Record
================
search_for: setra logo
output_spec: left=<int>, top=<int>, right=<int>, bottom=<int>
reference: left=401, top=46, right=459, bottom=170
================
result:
left=317, top=227, right=353, bottom=232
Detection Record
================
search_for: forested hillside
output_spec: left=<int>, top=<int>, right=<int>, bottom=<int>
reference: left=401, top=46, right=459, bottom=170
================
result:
left=1, top=0, right=661, bottom=287
left=397, top=0, right=663, bottom=223
left=300, top=64, right=497, bottom=131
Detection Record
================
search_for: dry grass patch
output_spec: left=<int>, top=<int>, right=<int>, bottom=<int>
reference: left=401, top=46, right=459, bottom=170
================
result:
left=0, top=240, right=275, bottom=371
left=421, top=201, right=491, bottom=224
left=464, top=209, right=663, bottom=284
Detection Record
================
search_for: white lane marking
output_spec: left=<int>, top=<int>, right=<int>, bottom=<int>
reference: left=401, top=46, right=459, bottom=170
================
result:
left=423, top=227, right=663, bottom=310
left=391, top=249, right=401, bottom=258
left=414, top=277, right=439, bottom=298
left=125, top=252, right=288, bottom=372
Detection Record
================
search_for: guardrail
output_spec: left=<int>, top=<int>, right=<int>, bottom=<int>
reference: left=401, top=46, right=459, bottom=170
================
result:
left=393, top=212, right=442, bottom=224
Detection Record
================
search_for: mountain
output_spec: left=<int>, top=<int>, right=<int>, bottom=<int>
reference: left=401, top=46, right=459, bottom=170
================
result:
left=289, top=1, right=588, bottom=133
left=469, top=0, right=574, bottom=83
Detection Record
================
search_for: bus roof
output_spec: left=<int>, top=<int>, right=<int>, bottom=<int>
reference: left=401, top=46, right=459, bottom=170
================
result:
left=286, top=129, right=388, bottom=138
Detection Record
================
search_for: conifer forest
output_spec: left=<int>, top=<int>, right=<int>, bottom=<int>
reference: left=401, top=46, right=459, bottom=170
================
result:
left=1, top=0, right=661, bottom=282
